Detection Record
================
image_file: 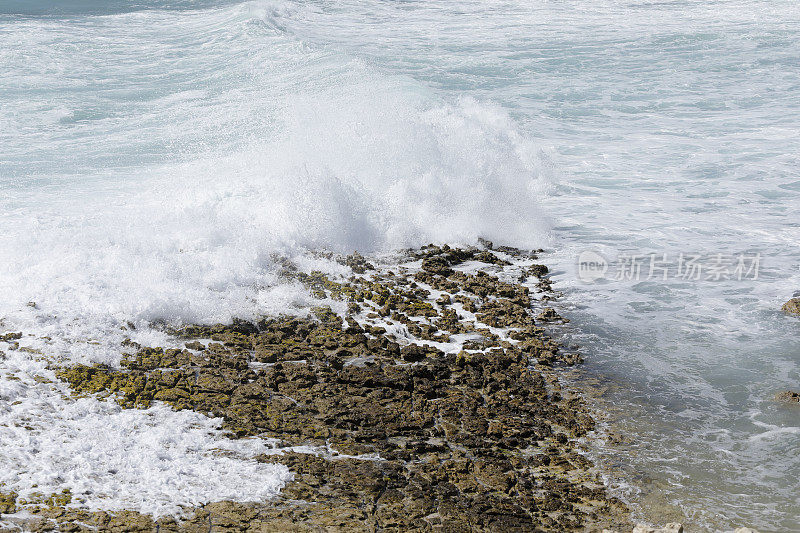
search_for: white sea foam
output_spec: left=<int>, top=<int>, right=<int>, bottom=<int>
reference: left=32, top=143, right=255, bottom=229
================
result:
left=0, top=0, right=550, bottom=518
left=0, top=342, right=291, bottom=518
left=0, top=4, right=551, bottom=333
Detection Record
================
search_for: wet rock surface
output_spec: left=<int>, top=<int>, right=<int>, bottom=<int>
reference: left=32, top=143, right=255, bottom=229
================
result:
left=782, top=297, right=800, bottom=316
left=4, top=245, right=632, bottom=532
left=774, top=390, right=800, bottom=404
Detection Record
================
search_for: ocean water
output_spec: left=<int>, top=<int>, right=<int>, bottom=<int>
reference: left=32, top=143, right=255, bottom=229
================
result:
left=1, top=0, right=799, bottom=529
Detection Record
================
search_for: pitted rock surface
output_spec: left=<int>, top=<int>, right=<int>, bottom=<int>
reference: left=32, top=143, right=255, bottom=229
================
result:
left=5, top=245, right=631, bottom=532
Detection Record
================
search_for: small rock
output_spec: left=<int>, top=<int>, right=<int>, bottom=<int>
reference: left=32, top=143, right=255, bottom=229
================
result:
left=400, top=344, right=426, bottom=362
left=782, top=297, right=800, bottom=316
left=421, top=256, right=453, bottom=276
left=775, top=390, right=800, bottom=403
left=734, top=528, right=760, bottom=533
left=528, top=264, right=549, bottom=277
left=562, top=352, right=584, bottom=366
left=536, top=308, right=568, bottom=323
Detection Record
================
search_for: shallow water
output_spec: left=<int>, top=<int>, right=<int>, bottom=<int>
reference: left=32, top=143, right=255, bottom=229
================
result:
left=1, top=0, right=799, bottom=529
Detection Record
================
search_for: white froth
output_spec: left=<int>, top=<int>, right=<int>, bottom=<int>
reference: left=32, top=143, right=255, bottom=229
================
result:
left=0, top=5, right=549, bottom=515
left=0, top=342, right=291, bottom=518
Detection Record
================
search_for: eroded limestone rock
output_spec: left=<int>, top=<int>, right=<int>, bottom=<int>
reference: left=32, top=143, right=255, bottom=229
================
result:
left=34, top=245, right=633, bottom=531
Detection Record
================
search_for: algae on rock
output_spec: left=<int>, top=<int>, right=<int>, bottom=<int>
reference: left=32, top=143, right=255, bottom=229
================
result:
left=41, top=244, right=631, bottom=532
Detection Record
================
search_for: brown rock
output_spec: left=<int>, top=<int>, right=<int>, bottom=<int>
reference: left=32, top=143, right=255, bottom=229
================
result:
left=41, top=245, right=631, bottom=533
left=775, top=390, right=800, bottom=403
left=782, top=297, right=800, bottom=316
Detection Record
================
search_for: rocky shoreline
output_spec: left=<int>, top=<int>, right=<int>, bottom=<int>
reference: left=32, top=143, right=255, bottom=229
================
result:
left=0, top=244, right=702, bottom=532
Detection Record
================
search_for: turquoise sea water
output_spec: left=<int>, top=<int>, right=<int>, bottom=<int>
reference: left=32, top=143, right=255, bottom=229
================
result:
left=1, top=1, right=799, bottom=530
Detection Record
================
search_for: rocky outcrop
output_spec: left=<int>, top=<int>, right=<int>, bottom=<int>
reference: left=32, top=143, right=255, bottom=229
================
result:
left=775, top=390, right=800, bottom=403
left=782, top=297, right=800, bottom=316
left=5, top=245, right=633, bottom=531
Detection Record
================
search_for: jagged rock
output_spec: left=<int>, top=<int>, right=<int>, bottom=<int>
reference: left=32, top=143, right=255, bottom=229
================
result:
left=775, top=391, right=800, bottom=403
left=184, top=340, right=205, bottom=351
left=339, top=251, right=374, bottom=274
left=528, top=264, right=549, bottom=277
left=0, top=332, right=22, bottom=342
left=536, top=307, right=569, bottom=323
left=41, top=245, right=633, bottom=532
left=782, top=297, right=800, bottom=316
left=421, top=255, right=453, bottom=276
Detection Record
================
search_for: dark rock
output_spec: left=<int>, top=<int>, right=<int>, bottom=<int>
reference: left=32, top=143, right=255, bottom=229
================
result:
left=536, top=308, right=569, bottom=323
left=184, top=340, right=205, bottom=351
left=528, top=264, right=549, bottom=278
left=421, top=255, right=453, bottom=276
